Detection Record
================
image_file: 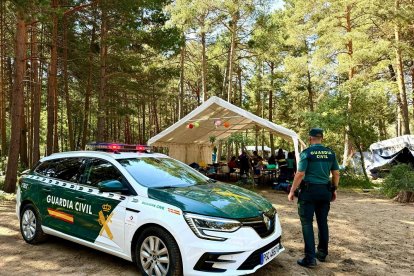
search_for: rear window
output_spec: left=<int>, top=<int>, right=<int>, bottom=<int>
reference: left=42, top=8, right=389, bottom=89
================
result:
left=118, top=157, right=209, bottom=188
left=34, top=158, right=84, bottom=182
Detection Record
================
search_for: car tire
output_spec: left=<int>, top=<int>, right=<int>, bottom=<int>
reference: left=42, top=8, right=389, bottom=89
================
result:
left=135, top=226, right=183, bottom=276
left=20, top=204, right=47, bottom=244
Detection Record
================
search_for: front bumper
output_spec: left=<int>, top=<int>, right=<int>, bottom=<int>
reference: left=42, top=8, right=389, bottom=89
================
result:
left=179, top=213, right=284, bottom=276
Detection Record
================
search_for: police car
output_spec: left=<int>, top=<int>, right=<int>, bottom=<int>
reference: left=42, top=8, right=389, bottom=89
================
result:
left=16, top=143, right=284, bottom=276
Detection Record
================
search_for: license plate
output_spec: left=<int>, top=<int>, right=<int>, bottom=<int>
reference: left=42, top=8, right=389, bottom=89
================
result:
left=260, top=243, right=283, bottom=265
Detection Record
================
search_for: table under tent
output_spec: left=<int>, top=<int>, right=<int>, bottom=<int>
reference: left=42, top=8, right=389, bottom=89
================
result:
left=147, top=96, right=305, bottom=167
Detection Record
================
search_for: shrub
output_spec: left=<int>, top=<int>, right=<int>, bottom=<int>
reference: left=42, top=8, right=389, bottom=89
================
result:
left=339, top=170, right=373, bottom=189
left=382, top=164, right=414, bottom=199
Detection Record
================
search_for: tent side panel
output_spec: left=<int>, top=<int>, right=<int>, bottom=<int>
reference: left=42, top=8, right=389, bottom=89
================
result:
left=164, top=144, right=212, bottom=165
left=168, top=145, right=188, bottom=164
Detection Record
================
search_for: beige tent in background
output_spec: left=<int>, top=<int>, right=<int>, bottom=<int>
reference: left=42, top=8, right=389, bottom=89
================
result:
left=147, top=96, right=305, bottom=164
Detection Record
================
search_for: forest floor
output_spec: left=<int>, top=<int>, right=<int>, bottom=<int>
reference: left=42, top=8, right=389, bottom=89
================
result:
left=1, top=189, right=413, bottom=276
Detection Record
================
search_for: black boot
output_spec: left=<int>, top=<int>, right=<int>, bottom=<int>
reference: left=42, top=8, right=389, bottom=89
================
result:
left=297, top=258, right=317, bottom=268
left=316, top=251, right=327, bottom=262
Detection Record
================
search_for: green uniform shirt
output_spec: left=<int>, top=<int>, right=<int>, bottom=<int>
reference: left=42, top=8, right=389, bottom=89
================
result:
left=298, top=144, right=339, bottom=184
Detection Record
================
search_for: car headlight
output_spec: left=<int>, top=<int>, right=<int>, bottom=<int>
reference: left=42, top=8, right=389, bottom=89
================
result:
left=184, top=213, right=242, bottom=241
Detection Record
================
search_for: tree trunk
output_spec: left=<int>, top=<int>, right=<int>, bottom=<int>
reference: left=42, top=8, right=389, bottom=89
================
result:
left=178, top=44, right=185, bottom=119
left=81, top=25, right=95, bottom=149
left=201, top=27, right=207, bottom=103
left=4, top=13, right=26, bottom=193
left=63, top=18, right=75, bottom=150
left=142, top=101, right=146, bottom=143
left=389, top=64, right=403, bottom=136
left=394, top=0, right=410, bottom=134
left=217, top=140, right=222, bottom=163
left=412, top=66, right=414, bottom=121
left=306, top=69, right=314, bottom=111
left=394, top=191, right=414, bottom=203
left=342, top=5, right=354, bottom=167
left=53, top=75, right=59, bottom=152
left=237, top=65, right=242, bottom=106
left=47, top=0, right=58, bottom=155
left=354, top=136, right=369, bottom=181
left=227, top=10, right=238, bottom=103
left=0, top=0, right=6, bottom=157
left=269, top=62, right=275, bottom=155
left=222, top=49, right=230, bottom=98
left=20, top=104, right=28, bottom=168
left=97, top=4, right=108, bottom=142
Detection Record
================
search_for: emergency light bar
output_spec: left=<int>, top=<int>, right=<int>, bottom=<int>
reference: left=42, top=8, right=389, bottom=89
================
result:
left=86, top=142, right=151, bottom=153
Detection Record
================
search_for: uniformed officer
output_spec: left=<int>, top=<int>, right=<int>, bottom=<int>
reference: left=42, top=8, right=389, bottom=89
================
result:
left=288, top=128, right=340, bottom=267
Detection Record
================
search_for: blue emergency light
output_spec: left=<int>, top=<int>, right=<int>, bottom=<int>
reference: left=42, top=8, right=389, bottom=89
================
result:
left=86, top=142, right=151, bottom=153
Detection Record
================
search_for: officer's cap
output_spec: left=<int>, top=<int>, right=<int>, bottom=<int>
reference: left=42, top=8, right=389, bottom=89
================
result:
left=309, top=128, right=323, bottom=137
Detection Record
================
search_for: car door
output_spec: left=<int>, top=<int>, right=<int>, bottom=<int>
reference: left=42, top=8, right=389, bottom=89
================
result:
left=75, top=158, right=129, bottom=252
left=33, top=158, right=85, bottom=235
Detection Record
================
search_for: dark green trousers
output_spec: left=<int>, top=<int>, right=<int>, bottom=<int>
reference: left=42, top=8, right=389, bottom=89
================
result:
left=298, top=184, right=332, bottom=260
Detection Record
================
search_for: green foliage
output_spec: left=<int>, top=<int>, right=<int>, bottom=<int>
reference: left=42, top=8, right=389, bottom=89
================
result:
left=339, top=170, right=373, bottom=189
left=382, top=164, right=414, bottom=198
left=4, top=0, right=414, bottom=174
left=0, top=190, right=16, bottom=201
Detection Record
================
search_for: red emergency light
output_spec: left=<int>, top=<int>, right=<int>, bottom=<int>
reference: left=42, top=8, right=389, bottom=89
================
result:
left=109, top=144, right=121, bottom=150
left=86, top=143, right=151, bottom=153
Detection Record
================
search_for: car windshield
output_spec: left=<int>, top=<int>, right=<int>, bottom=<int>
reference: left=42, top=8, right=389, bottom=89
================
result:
left=118, top=157, right=210, bottom=188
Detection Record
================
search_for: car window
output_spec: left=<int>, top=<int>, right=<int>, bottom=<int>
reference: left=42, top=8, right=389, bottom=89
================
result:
left=34, top=158, right=85, bottom=182
left=34, top=160, right=52, bottom=176
left=118, top=157, right=210, bottom=188
left=83, top=159, right=124, bottom=188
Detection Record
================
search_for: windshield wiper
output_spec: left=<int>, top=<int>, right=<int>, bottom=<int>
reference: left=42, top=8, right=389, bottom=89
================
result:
left=154, top=185, right=178, bottom=189
left=207, top=179, right=217, bottom=183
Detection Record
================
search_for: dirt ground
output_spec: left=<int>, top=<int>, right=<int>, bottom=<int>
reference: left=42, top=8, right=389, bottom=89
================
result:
left=1, top=189, right=413, bottom=276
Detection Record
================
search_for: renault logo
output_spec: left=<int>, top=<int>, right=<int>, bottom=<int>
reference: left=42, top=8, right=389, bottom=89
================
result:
left=263, top=214, right=271, bottom=231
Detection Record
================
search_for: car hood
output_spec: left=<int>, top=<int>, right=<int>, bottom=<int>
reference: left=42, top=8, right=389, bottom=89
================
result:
left=147, top=183, right=273, bottom=219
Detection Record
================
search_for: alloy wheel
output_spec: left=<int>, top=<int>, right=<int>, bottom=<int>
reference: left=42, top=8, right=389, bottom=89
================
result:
left=140, top=235, right=170, bottom=276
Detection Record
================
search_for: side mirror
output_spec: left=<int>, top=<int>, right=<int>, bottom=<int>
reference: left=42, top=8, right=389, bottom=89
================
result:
left=98, top=180, right=128, bottom=193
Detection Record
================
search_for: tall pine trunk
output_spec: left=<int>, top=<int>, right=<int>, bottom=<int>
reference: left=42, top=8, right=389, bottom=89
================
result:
left=20, top=103, right=28, bottom=168
left=97, top=5, right=107, bottom=142
left=342, top=5, right=354, bottom=167
left=47, top=0, right=58, bottom=155
left=81, top=25, right=95, bottom=149
left=178, top=44, right=185, bottom=119
left=0, top=0, right=6, bottom=157
left=4, top=13, right=26, bottom=193
left=394, top=0, right=410, bottom=134
left=201, top=27, right=207, bottom=103
left=269, top=62, right=275, bottom=155
left=227, top=10, right=238, bottom=103
left=63, top=17, right=75, bottom=150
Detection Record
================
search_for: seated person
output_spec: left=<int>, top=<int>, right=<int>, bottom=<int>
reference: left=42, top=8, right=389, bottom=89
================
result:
left=286, top=151, right=296, bottom=180
left=268, top=154, right=276, bottom=165
left=276, top=149, right=287, bottom=168
left=251, top=150, right=261, bottom=167
left=254, top=156, right=264, bottom=175
left=227, top=156, right=238, bottom=173
left=238, top=151, right=250, bottom=176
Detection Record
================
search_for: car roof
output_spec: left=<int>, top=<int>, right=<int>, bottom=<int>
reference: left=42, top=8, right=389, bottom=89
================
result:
left=40, top=151, right=169, bottom=162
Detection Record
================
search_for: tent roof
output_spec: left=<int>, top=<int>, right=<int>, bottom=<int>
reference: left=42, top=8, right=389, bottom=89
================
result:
left=369, top=135, right=414, bottom=156
left=148, top=96, right=302, bottom=149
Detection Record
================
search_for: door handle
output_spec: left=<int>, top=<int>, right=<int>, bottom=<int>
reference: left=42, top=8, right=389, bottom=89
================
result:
left=75, top=196, right=86, bottom=201
left=42, top=187, right=51, bottom=192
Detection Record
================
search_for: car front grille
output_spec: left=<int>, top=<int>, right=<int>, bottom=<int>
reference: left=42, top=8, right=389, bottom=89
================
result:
left=239, top=209, right=276, bottom=238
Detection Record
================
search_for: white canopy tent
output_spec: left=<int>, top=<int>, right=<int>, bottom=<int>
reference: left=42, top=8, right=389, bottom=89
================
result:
left=147, top=96, right=305, bottom=164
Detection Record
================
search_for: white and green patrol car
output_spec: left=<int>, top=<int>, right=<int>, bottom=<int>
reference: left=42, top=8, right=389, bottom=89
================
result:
left=16, top=143, right=284, bottom=276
